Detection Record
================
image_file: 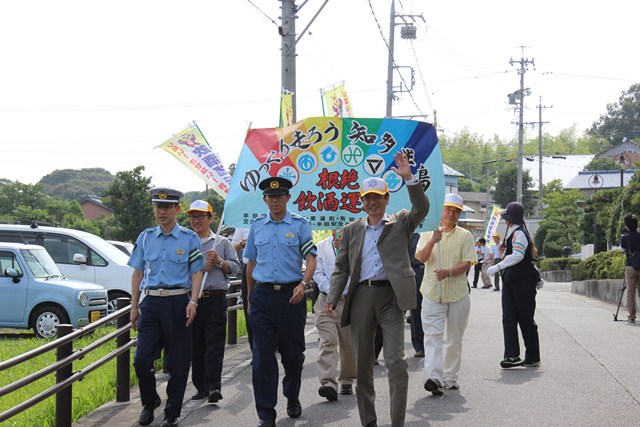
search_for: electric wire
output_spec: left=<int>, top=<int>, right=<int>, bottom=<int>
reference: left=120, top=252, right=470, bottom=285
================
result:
left=245, top=0, right=278, bottom=27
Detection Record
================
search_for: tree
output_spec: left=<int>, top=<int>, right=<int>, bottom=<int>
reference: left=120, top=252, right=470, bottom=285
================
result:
left=588, top=83, right=640, bottom=144
left=536, top=189, right=583, bottom=257
left=102, top=166, right=154, bottom=242
left=490, top=166, right=536, bottom=212
left=0, top=182, right=52, bottom=217
left=39, top=168, right=115, bottom=200
left=583, top=157, right=618, bottom=171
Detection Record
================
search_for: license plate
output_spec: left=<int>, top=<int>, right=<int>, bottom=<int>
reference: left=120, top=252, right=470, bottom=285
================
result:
left=90, top=311, right=100, bottom=322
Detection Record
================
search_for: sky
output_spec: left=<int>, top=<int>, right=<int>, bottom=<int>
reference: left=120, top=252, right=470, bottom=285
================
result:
left=1, top=0, right=637, bottom=193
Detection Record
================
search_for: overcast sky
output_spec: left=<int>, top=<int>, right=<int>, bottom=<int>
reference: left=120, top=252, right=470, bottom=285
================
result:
left=1, top=0, right=637, bottom=192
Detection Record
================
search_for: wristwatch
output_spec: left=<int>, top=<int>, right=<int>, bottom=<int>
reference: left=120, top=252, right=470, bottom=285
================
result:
left=300, top=280, right=311, bottom=290
left=188, top=300, right=198, bottom=308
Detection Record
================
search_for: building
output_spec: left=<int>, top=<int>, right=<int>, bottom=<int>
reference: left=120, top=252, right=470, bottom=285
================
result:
left=79, top=196, right=112, bottom=220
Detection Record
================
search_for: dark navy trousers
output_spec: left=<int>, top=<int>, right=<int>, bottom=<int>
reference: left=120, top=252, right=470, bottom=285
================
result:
left=134, top=294, right=192, bottom=419
left=501, top=280, right=540, bottom=361
left=409, top=265, right=425, bottom=352
left=191, top=292, right=227, bottom=393
left=250, top=284, right=306, bottom=422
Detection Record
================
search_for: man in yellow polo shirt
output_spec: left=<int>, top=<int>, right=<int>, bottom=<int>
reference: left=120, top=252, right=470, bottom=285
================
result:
left=415, top=193, right=476, bottom=395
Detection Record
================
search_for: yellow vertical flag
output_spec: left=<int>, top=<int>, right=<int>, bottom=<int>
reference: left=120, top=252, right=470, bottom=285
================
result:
left=323, top=83, right=353, bottom=118
left=280, top=93, right=294, bottom=127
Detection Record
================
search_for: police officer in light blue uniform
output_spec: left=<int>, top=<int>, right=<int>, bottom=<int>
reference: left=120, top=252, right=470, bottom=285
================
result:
left=128, top=187, right=205, bottom=427
left=244, top=177, right=317, bottom=427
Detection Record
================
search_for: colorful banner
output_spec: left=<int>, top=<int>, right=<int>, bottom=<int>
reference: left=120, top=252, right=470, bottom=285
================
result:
left=158, top=125, right=233, bottom=199
left=484, top=205, right=502, bottom=244
left=224, top=117, right=445, bottom=231
left=323, top=84, right=353, bottom=118
left=280, top=93, right=294, bottom=128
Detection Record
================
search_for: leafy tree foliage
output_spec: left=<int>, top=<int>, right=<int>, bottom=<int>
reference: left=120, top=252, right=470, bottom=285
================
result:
left=490, top=166, right=536, bottom=212
left=102, top=166, right=153, bottom=242
left=583, top=157, right=619, bottom=171
left=39, top=168, right=115, bottom=200
left=588, top=83, right=640, bottom=144
left=535, top=189, right=583, bottom=257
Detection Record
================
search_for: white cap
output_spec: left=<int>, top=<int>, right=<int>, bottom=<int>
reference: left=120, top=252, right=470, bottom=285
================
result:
left=186, top=200, right=212, bottom=214
left=360, top=177, right=389, bottom=196
left=443, top=193, right=463, bottom=210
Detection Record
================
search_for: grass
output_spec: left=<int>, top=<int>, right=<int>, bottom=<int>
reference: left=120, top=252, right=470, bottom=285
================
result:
left=0, top=308, right=251, bottom=427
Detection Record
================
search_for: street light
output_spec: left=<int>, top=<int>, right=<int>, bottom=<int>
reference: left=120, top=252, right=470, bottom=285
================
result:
left=588, top=174, right=603, bottom=254
left=616, top=152, right=631, bottom=188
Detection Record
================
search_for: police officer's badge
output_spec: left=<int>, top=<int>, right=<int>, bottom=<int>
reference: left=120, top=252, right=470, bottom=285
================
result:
left=176, top=249, right=185, bottom=255
left=270, top=181, right=280, bottom=190
left=159, top=191, right=168, bottom=199
left=285, top=232, right=294, bottom=239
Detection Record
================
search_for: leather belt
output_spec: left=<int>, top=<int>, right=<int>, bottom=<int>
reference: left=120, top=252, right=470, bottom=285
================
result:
left=257, top=281, right=299, bottom=291
left=359, top=279, right=391, bottom=287
left=144, top=287, right=189, bottom=297
left=200, top=290, right=226, bottom=298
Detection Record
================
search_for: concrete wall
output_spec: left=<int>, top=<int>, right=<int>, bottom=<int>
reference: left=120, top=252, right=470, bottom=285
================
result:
left=541, top=270, right=572, bottom=282
left=571, top=279, right=635, bottom=308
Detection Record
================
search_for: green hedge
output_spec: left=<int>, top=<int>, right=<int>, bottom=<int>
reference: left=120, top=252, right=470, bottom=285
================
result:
left=570, top=250, right=626, bottom=281
left=539, top=257, right=582, bottom=271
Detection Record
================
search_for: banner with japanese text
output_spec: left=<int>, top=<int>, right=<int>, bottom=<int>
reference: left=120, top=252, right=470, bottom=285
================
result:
left=484, top=205, right=502, bottom=245
left=280, top=93, right=294, bottom=128
left=323, top=84, right=353, bottom=118
left=158, top=125, right=233, bottom=199
left=224, top=117, right=444, bottom=231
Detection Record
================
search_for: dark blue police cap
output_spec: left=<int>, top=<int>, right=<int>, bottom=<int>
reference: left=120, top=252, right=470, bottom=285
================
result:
left=149, top=187, right=184, bottom=206
left=259, top=177, right=292, bottom=196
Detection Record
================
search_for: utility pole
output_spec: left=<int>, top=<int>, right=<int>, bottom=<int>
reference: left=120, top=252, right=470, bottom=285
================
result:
left=536, top=97, right=551, bottom=213
left=385, top=0, right=424, bottom=117
left=281, top=0, right=297, bottom=122
left=509, top=48, right=534, bottom=203
left=280, top=0, right=330, bottom=123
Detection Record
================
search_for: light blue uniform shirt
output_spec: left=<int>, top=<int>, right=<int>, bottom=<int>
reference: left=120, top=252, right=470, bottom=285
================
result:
left=128, top=223, right=205, bottom=289
left=244, top=210, right=316, bottom=284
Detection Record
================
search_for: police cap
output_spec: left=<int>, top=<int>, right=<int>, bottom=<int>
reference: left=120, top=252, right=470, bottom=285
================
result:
left=149, top=187, right=184, bottom=207
left=259, top=177, right=292, bottom=196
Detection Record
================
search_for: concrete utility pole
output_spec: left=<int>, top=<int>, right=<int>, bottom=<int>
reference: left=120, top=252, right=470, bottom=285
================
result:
left=536, top=97, right=552, bottom=213
left=509, top=48, right=534, bottom=203
left=385, top=0, right=424, bottom=118
left=280, top=0, right=330, bottom=123
left=281, top=0, right=297, bottom=122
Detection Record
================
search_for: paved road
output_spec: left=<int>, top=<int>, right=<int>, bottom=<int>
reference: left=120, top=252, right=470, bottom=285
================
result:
left=74, top=281, right=640, bottom=426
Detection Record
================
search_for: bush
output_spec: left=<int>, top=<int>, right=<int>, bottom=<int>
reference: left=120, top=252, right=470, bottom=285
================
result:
left=539, top=257, right=581, bottom=271
left=571, top=250, right=626, bottom=280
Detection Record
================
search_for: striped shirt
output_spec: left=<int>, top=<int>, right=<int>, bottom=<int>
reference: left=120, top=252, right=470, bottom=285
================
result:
left=418, top=226, right=476, bottom=303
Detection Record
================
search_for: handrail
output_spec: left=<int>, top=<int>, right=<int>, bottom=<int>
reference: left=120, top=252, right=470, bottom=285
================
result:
left=0, top=280, right=250, bottom=426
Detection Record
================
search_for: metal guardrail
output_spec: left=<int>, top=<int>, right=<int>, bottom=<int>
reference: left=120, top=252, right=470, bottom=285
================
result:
left=0, top=281, right=247, bottom=426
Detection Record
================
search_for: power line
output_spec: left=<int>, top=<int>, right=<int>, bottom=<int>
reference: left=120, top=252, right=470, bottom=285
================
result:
left=245, top=0, right=278, bottom=27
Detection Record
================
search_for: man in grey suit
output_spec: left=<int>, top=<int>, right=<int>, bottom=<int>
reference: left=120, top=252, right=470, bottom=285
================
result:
left=326, top=151, right=429, bottom=427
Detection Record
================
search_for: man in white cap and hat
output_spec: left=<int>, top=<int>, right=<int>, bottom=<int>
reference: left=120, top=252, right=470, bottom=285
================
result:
left=326, top=151, right=429, bottom=427
left=415, top=193, right=476, bottom=395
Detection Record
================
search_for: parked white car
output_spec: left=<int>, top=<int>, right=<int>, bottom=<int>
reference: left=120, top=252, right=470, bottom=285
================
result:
left=0, top=243, right=108, bottom=338
left=0, top=224, right=133, bottom=314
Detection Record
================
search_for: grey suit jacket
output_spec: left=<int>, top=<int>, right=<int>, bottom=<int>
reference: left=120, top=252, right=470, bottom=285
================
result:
left=328, top=183, right=429, bottom=327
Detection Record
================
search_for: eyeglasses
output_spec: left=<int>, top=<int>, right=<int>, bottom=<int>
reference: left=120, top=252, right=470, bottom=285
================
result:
left=189, top=214, right=209, bottom=221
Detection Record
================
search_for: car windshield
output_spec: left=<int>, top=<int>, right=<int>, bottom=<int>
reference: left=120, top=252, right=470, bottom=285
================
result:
left=21, top=248, right=63, bottom=278
left=82, top=235, right=131, bottom=264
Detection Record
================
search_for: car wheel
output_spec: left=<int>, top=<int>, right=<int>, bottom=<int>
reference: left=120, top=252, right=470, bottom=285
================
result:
left=32, top=306, right=69, bottom=339
left=107, top=291, right=131, bottom=316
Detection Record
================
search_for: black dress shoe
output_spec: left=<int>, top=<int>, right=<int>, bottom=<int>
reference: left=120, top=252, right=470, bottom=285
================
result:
left=318, top=385, right=338, bottom=401
left=287, top=397, right=302, bottom=418
left=339, top=384, right=353, bottom=395
left=257, top=420, right=276, bottom=427
left=208, top=389, right=223, bottom=403
left=191, top=390, right=207, bottom=400
left=161, top=416, right=178, bottom=427
left=138, top=396, right=161, bottom=426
